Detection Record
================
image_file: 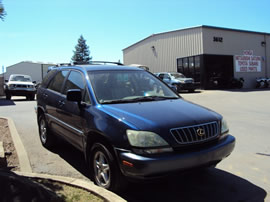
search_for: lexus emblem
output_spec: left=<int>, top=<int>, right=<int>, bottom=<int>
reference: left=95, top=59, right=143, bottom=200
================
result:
left=197, top=128, right=205, bottom=137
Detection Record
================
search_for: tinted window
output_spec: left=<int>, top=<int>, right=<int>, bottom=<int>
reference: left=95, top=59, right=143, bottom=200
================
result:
left=88, top=70, right=178, bottom=103
left=158, top=74, right=165, bottom=79
left=48, top=70, right=69, bottom=93
left=83, top=90, right=91, bottom=104
left=63, top=71, right=85, bottom=95
left=41, top=69, right=57, bottom=88
left=163, top=74, right=170, bottom=80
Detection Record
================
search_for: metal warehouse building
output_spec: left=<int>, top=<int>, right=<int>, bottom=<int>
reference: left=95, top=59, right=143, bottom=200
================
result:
left=3, top=61, right=54, bottom=83
left=123, top=25, right=270, bottom=89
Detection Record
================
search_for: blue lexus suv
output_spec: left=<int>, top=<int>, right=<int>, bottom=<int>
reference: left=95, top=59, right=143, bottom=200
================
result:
left=36, top=62, right=235, bottom=191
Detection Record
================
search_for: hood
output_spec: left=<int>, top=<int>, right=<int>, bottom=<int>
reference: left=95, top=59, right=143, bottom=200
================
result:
left=100, top=99, right=221, bottom=131
left=7, top=81, right=34, bottom=86
left=174, top=78, right=194, bottom=83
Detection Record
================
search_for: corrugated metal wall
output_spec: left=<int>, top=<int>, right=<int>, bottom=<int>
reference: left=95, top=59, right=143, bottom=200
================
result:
left=5, top=62, right=54, bottom=83
left=202, top=27, right=269, bottom=88
left=123, top=27, right=203, bottom=73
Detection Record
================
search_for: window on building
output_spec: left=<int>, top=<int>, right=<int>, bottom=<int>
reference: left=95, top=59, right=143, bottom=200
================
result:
left=176, top=55, right=201, bottom=83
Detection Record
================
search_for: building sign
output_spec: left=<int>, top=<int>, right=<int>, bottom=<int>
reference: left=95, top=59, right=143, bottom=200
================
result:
left=235, top=50, right=261, bottom=72
left=213, top=37, right=223, bottom=42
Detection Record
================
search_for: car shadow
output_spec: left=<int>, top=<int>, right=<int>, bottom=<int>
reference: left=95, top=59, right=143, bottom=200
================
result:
left=45, top=143, right=267, bottom=202
left=0, top=98, right=16, bottom=106
left=119, top=168, right=267, bottom=202
left=0, top=96, right=36, bottom=104
left=180, top=90, right=203, bottom=94
left=47, top=141, right=90, bottom=178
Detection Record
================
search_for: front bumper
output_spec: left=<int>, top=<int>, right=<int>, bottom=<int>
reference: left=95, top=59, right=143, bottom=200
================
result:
left=116, top=135, right=235, bottom=179
left=178, top=83, right=195, bottom=90
left=5, top=88, right=36, bottom=96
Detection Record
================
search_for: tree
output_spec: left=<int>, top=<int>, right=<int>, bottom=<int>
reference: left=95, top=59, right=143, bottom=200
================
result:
left=0, top=0, right=6, bottom=21
left=71, top=35, right=92, bottom=64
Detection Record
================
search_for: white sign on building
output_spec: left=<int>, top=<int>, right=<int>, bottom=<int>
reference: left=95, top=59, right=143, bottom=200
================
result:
left=235, top=50, right=261, bottom=72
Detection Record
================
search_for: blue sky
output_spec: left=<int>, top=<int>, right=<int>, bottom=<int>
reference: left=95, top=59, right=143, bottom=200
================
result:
left=1, top=0, right=270, bottom=72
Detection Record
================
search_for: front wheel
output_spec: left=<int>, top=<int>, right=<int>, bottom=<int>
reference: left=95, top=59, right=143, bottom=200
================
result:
left=172, top=84, right=179, bottom=93
left=90, top=143, right=126, bottom=192
left=6, top=93, right=11, bottom=100
left=38, top=114, right=55, bottom=148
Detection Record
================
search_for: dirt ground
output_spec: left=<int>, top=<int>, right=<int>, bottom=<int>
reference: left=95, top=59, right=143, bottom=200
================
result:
left=0, top=118, right=20, bottom=170
left=0, top=118, right=103, bottom=201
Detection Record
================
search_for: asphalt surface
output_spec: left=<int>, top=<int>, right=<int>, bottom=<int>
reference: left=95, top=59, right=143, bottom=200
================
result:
left=0, top=90, right=269, bottom=202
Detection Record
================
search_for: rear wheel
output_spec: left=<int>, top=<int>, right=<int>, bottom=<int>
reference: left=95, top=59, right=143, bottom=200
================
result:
left=90, top=143, right=126, bottom=192
left=38, top=113, right=55, bottom=148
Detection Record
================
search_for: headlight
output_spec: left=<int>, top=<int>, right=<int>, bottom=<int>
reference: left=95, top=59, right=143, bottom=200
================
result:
left=126, top=130, right=173, bottom=154
left=126, top=130, right=169, bottom=147
left=221, top=118, right=229, bottom=135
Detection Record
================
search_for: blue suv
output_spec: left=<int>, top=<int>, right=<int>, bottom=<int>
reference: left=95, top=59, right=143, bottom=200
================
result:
left=36, top=63, right=235, bottom=191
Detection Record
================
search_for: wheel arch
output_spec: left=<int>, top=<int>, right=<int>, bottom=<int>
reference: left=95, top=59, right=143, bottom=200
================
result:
left=84, top=131, right=117, bottom=166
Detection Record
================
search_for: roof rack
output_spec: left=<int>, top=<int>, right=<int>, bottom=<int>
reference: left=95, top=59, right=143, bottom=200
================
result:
left=55, top=63, right=72, bottom=67
left=73, top=61, right=124, bottom=66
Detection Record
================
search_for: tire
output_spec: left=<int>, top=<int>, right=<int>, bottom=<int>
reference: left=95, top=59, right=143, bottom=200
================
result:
left=6, top=93, right=11, bottom=100
left=38, top=113, right=55, bottom=148
left=90, top=143, right=126, bottom=192
left=30, top=94, right=35, bottom=100
left=172, top=84, right=179, bottom=93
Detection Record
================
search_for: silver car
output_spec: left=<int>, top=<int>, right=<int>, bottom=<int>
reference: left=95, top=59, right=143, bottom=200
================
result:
left=155, top=72, right=196, bottom=92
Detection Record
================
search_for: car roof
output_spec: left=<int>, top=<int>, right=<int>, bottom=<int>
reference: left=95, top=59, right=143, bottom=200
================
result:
left=10, top=74, right=32, bottom=77
left=156, top=72, right=183, bottom=74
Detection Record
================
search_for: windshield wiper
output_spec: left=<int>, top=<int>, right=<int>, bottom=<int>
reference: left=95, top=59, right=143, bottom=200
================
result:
left=101, top=96, right=178, bottom=104
left=133, top=96, right=178, bottom=101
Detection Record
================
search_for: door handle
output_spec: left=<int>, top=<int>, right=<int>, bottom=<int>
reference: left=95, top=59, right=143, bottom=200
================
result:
left=42, top=93, right=48, bottom=99
left=58, top=100, right=65, bottom=108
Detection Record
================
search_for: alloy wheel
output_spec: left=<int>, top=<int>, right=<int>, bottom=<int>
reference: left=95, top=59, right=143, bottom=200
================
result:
left=93, top=151, right=111, bottom=187
left=39, top=117, right=47, bottom=144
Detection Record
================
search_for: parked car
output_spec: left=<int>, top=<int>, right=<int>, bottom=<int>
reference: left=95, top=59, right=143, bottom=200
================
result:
left=4, top=74, right=36, bottom=100
left=155, top=72, right=196, bottom=92
left=36, top=63, right=235, bottom=192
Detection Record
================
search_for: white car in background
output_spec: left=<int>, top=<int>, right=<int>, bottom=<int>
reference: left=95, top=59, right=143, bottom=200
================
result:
left=4, top=74, right=36, bottom=100
left=155, top=72, right=196, bottom=93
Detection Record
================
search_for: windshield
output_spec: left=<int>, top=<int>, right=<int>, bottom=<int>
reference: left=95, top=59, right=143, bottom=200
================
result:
left=171, top=73, right=185, bottom=79
left=10, top=75, right=32, bottom=82
left=88, top=70, right=179, bottom=104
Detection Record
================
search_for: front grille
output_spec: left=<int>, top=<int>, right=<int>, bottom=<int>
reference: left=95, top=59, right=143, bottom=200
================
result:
left=15, top=84, right=27, bottom=88
left=14, top=84, right=33, bottom=88
left=170, top=121, right=219, bottom=145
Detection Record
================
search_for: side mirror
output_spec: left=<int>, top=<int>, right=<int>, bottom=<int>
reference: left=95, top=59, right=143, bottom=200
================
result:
left=5, top=80, right=8, bottom=83
left=67, top=89, right=82, bottom=103
left=33, top=81, right=37, bottom=84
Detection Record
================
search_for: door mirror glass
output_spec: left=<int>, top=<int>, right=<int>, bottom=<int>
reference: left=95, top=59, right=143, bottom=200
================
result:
left=67, top=89, right=82, bottom=102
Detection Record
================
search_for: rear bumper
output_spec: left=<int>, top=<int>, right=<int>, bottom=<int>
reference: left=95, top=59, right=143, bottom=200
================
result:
left=116, top=135, right=235, bottom=179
